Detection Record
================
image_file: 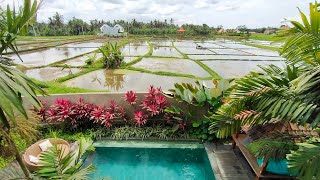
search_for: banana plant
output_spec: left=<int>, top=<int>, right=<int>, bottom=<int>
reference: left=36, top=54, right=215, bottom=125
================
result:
left=98, top=42, right=124, bottom=68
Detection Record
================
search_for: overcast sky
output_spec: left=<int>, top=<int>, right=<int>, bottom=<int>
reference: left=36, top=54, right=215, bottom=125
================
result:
left=2, top=0, right=311, bottom=28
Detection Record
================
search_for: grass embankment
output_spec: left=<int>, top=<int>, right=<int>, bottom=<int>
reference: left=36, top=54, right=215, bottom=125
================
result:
left=123, top=41, right=153, bottom=67
left=33, top=79, right=102, bottom=94
left=172, top=41, right=221, bottom=79
left=125, top=66, right=212, bottom=80
left=249, top=33, right=285, bottom=41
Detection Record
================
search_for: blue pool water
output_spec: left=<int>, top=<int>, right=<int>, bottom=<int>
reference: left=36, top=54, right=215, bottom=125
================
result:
left=87, top=146, right=215, bottom=180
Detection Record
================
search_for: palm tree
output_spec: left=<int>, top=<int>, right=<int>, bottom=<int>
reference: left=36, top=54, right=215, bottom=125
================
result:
left=1, top=0, right=46, bottom=179
left=208, top=2, right=320, bottom=179
left=36, top=138, right=95, bottom=180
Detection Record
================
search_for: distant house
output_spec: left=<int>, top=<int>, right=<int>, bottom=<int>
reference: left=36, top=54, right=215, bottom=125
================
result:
left=264, top=28, right=276, bottom=35
left=100, top=24, right=125, bottom=37
left=279, top=25, right=290, bottom=30
left=177, top=27, right=185, bottom=33
left=217, top=28, right=225, bottom=34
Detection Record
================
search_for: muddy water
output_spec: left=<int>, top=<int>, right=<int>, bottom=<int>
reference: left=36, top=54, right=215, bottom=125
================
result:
left=188, top=55, right=285, bottom=61
left=174, top=41, right=196, bottom=47
left=133, top=58, right=210, bottom=77
left=9, top=47, right=95, bottom=67
left=25, top=67, right=81, bottom=81
left=152, top=47, right=183, bottom=58
left=121, top=45, right=150, bottom=56
left=202, top=60, right=284, bottom=78
left=239, top=49, right=280, bottom=57
left=58, top=42, right=103, bottom=48
left=124, top=56, right=137, bottom=63
left=176, top=47, right=215, bottom=55
left=62, top=53, right=103, bottom=66
left=150, top=40, right=172, bottom=47
left=195, top=42, right=224, bottom=49
left=209, top=48, right=251, bottom=55
left=64, top=69, right=213, bottom=92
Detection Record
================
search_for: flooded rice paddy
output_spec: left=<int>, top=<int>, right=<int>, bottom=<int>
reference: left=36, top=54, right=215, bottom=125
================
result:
left=25, top=67, right=81, bottom=81
left=132, top=58, right=210, bottom=77
left=64, top=69, right=213, bottom=92
left=9, top=38, right=284, bottom=91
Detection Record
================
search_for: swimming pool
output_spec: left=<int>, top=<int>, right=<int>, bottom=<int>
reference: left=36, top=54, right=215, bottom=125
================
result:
left=86, top=141, right=215, bottom=180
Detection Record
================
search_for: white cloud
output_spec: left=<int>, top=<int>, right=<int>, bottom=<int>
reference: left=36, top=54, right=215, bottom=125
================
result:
left=1, top=0, right=312, bottom=28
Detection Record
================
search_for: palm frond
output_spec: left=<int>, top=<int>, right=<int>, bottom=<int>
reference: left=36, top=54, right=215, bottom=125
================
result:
left=281, top=2, right=320, bottom=66
left=248, top=138, right=298, bottom=160
left=36, top=138, right=95, bottom=180
left=287, top=140, right=320, bottom=179
left=0, top=64, right=46, bottom=122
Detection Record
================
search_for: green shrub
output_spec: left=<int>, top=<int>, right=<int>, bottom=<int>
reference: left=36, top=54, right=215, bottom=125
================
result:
left=99, top=42, right=124, bottom=68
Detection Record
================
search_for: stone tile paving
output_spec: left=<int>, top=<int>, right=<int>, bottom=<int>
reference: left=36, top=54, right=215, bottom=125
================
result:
left=204, top=143, right=253, bottom=180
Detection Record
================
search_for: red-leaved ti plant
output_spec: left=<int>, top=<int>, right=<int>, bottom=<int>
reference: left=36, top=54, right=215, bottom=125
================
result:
left=123, top=85, right=168, bottom=126
left=134, top=111, right=147, bottom=126
left=90, top=100, right=127, bottom=127
left=123, top=90, right=138, bottom=105
left=47, top=99, right=74, bottom=122
left=142, top=86, right=168, bottom=116
left=179, top=121, right=187, bottom=130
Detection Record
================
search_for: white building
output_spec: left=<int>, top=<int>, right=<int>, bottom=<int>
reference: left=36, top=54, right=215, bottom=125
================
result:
left=100, top=24, right=125, bottom=37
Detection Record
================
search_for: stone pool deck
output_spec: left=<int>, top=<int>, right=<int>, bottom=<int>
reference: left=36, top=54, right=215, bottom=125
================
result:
left=205, top=143, right=253, bottom=180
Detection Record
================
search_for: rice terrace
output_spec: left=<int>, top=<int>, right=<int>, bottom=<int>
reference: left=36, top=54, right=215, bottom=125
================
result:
left=0, top=0, right=320, bottom=180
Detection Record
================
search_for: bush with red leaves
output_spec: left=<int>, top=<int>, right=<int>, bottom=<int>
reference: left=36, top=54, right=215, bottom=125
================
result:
left=40, top=86, right=168, bottom=129
left=123, top=86, right=168, bottom=126
left=46, top=98, right=126, bottom=130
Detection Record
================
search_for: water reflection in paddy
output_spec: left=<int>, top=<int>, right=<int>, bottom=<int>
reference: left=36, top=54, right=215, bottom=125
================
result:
left=188, top=55, right=285, bottom=61
left=64, top=69, right=213, bottom=92
left=150, top=40, right=172, bottom=47
left=176, top=47, right=215, bottom=55
left=58, top=42, right=103, bottom=48
left=25, top=67, right=81, bottom=81
left=209, top=49, right=251, bottom=55
left=202, top=60, right=284, bottom=79
left=195, top=43, right=223, bottom=49
left=240, top=49, right=280, bottom=57
left=214, top=43, right=257, bottom=49
left=133, top=58, right=210, bottom=77
left=62, top=53, right=103, bottom=66
left=123, top=56, right=137, bottom=63
left=152, top=47, right=183, bottom=58
left=173, top=41, right=196, bottom=47
left=121, top=46, right=150, bottom=56
left=9, top=47, right=95, bottom=67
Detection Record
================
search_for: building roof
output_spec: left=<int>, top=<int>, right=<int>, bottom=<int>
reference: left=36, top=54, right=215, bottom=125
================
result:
left=177, top=27, right=185, bottom=32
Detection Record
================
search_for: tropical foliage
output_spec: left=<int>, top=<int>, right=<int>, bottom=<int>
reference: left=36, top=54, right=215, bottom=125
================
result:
left=36, top=137, right=95, bottom=180
left=208, top=2, right=320, bottom=179
left=165, top=80, right=230, bottom=141
left=98, top=42, right=124, bottom=69
left=0, top=0, right=45, bottom=178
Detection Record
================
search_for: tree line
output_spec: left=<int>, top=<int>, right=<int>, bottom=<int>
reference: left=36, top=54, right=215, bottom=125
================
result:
left=28, top=12, right=276, bottom=36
